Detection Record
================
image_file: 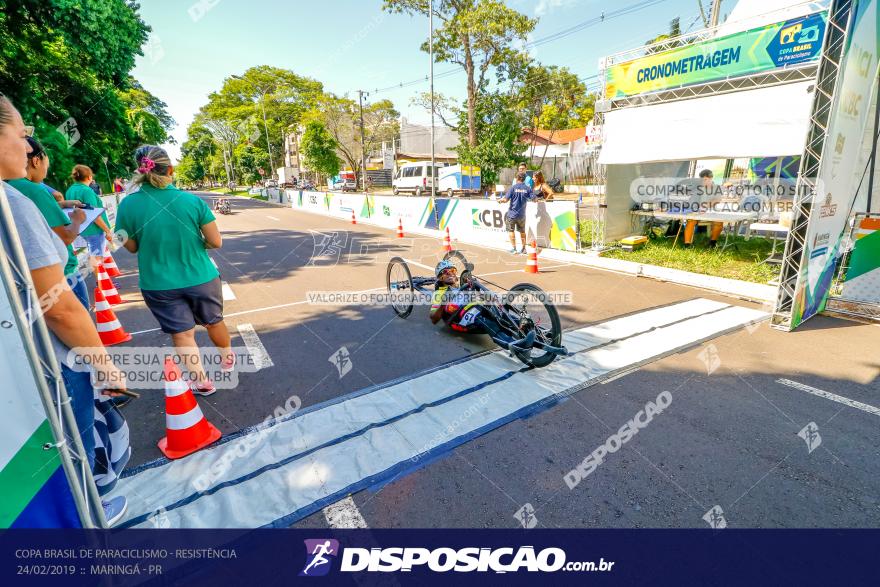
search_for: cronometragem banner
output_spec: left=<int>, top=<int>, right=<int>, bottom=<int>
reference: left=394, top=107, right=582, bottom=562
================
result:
left=604, top=11, right=828, bottom=99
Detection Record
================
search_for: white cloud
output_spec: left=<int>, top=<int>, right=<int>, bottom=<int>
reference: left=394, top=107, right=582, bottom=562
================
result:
left=534, top=0, right=577, bottom=17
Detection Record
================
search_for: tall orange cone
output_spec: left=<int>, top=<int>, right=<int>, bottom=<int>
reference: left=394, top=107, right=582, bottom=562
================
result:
left=442, top=227, right=452, bottom=252
left=102, top=242, right=122, bottom=278
left=93, top=287, right=131, bottom=345
left=96, top=262, right=122, bottom=305
left=524, top=240, right=539, bottom=274
left=351, top=209, right=357, bottom=225
left=158, top=357, right=222, bottom=460
left=396, top=218, right=405, bottom=238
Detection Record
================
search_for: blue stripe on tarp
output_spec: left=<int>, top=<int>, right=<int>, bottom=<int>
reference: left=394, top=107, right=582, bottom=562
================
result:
left=120, top=365, right=527, bottom=528
left=12, top=467, right=82, bottom=528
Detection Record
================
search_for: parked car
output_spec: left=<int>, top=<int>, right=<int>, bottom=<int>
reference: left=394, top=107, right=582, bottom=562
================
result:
left=392, top=162, right=442, bottom=196
left=342, top=178, right=358, bottom=192
left=265, top=179, right=278, bottom=188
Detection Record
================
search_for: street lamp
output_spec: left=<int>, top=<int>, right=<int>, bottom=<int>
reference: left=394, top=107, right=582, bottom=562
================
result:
left=231, top=74, right=276, bottom=178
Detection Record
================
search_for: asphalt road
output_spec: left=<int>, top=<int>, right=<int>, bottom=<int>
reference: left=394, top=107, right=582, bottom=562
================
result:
left=109, top=193, right=880, bottom=529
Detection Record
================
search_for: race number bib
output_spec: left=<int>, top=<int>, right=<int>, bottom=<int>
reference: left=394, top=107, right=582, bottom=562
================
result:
left=458, top=308, right=480, bottom=327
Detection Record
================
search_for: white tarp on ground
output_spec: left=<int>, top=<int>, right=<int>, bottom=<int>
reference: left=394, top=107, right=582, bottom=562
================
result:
left=110, top=299, right=767, bottom=529
left=599, top=82, right=815, bottom=164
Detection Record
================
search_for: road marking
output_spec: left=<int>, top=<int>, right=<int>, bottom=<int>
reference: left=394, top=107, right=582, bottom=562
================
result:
left=237, top=323, right=274, bottom=370
left=403, top=258, right=434, bottom=271
left=777, top=378, right=880, bottom=417
left=323, top=497, right=368, bottom=528
left=209, top=257, right=218, bottom=268
left=221, top=281, right=236, bottom=301
left=266, top=215, right=281, bottom=222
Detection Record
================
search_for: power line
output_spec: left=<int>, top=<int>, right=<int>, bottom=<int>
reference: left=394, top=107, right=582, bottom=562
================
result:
left=370, top=0, right=673, bottom=95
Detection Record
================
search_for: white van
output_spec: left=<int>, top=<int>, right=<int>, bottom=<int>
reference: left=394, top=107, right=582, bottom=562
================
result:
left=392, top=162, right=441, bottom=196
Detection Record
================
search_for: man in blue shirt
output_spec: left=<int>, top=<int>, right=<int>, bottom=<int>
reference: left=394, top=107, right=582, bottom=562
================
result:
left=518, top=162, right=534, bottom=189
left=498, top=172, right=536, bottom=254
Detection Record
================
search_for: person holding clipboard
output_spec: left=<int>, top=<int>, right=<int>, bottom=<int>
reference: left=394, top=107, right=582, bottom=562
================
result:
left=66, top=164, right=113, bottom=270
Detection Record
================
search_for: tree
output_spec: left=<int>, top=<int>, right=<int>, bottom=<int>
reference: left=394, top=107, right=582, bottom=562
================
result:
left=516, top=63, right=594, bottom=164
left=0, top=0, right=173, bottom=187
left=645, top=17, right=682, bottom=53
left=233, top=144, right=270, bottom=185
left=454, top=91, right=522, bottom=186
left=301, top=120, right=341, bottom=180
left=383, top=0, right=536, bottom=147
left=202, top=66, right=323, bottom=173
left=309, top=94, right=398, bottom=177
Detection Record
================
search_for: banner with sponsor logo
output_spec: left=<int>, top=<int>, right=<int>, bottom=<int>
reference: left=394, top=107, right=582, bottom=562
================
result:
left=788, top=0, right=879, bottom=328
left=604, top=11, right=827, bottom=99
left=287, top=191, right=579, bottom=252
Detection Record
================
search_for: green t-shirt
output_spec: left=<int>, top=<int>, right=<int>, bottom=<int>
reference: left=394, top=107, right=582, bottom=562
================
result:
left=114, top=184, right=219, bottom=291
left=65, top=182, right=109, bottom=237
left=8, top=178, right=78, bottom=276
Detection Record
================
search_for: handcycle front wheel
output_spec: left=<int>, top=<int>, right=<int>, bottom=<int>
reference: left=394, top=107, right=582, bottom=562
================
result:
left=505, top=283, right=563, bottom=368
left=387, top=256, right=415, bottom=318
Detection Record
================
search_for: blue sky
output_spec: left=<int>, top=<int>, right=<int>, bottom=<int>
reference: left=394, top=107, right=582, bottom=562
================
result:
left=132, top=0, right=727, bottom=161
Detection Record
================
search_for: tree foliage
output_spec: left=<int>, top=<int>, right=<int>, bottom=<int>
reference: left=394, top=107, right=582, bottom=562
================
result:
left=0, top=0, right=174, bottom=188
left=301, top=120, right=341, bottom=179
left=454, top=91, right=522, bottom=186
left=383, top=0, right=535, bottom=147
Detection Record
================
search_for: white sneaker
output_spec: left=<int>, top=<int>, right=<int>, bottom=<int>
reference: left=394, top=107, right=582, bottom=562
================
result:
left=102, top=496, right=128, bottom=527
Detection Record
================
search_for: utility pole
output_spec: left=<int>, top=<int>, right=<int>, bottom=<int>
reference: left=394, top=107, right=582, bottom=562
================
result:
left=429, top=0, right=436, bottom=198
left=358, top=89, right=368, bottom=192
left=709, top=0, right=722, bottom=27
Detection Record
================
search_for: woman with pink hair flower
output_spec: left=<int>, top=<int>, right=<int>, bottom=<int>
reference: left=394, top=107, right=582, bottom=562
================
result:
left=115, top=145, right=234, bottom=396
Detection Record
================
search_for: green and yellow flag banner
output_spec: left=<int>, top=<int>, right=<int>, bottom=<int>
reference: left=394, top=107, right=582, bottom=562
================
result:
left=605, top=11, right=828, bottom=99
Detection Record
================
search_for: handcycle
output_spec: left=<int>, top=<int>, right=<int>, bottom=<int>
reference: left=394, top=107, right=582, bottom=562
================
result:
left=213, top=197, right=231, bottom=215
left=386, top=250, right=566, bottom=368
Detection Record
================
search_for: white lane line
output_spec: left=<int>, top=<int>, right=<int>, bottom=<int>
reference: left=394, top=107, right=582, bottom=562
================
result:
left=777, top=378, right=880, bottom=417
left=323, top=497, right=368, bottom=529
left=403, top=258, right=434, bottom=271
left=221, top=281, right=236, bottom=301
left=237, top=323, right=274, bottom=370
left=266, top=215, right=281, bottom=222
left=209, top=257, right=218, bottom=268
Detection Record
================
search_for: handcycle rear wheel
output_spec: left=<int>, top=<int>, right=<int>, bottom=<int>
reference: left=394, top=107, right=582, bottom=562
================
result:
left=386, top=256, right=415, bottom=318
left=505, top=283, right=563, bottom=368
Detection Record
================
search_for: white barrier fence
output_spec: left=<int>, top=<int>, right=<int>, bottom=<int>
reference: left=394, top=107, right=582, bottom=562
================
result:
left=267, top=189, right=580, bottom=252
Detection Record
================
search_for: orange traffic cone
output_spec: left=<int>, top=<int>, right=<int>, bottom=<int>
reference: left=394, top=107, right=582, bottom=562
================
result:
left=102, top=242, right=122, bottom=278
left=93, top=287, right=132, bottom=346
left=524, top=240, right=539, bottom=274
left=96, top=262, right=122, bottom=305
left=442, top=227, right=452, bottom=252
left=351, top=210, right=357, bottom=225
left=158, top=357, right=222, bottom=460
left=397, top=218, right=405, bottom=238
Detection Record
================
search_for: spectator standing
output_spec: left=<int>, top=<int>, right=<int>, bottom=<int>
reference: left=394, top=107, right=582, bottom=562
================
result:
left=65, top=165, right=113, bottom=271
left=498, top=171, right=536, bottom=254
left=7, top=137, right=90, bottom=308
left=89, top=178, right=102, bottom=196
left=115, top=145, right=233, bottom=395
left=0, top=94, right=128, bottom=525
left=532, top=171, right=554, bottom=201
left=518, top=162, right=534, bottom=189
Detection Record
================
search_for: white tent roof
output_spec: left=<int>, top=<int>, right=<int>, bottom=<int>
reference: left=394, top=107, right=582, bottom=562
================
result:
left=598, top=81, right=815, bottom=164
left=720, top=0, right=829, bottom=34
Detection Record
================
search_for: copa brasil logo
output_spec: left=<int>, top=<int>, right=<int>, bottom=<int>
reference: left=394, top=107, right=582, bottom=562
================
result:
left=300, top=539, right=340, bottom=577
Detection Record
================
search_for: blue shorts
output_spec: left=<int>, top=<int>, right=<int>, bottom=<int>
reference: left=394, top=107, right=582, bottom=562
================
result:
left=84, top=234, right=105, bottom=257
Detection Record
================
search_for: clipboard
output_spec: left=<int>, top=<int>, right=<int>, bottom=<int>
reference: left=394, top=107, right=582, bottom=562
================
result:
left=65, top=207, right=104, bottom=235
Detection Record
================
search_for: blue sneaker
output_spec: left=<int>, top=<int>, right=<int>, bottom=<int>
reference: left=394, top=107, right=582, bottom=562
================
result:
left=508, top=247, right=517, bottom=254
left=102, top=495, right=128, bottom=527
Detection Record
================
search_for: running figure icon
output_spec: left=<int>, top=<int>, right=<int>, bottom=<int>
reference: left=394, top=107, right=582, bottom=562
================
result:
left=300, top=539, right=340, bottom=576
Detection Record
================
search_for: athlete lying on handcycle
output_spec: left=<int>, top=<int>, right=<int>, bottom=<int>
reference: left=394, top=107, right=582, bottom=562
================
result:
left=429, top=260, right=565, bottom=362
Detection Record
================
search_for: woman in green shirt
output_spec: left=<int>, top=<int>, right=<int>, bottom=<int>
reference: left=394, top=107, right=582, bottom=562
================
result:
left=65, top=165, right=113, bottom=265
left=8, top=137, right=90, bottom=307
left=115, top=145, right=232, bottom=395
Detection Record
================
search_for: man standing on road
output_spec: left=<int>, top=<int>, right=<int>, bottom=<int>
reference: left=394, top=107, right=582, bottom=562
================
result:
left=498, top=171, right=536, bottom=254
